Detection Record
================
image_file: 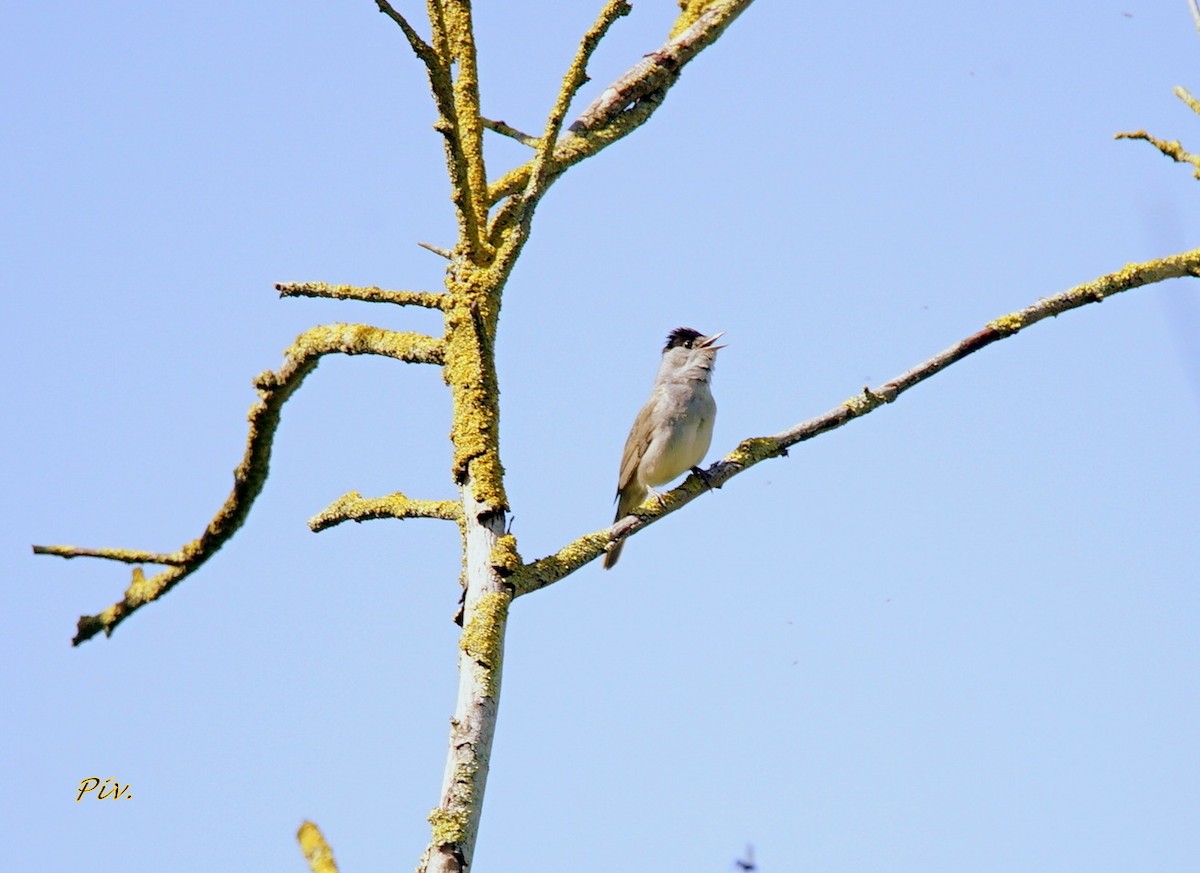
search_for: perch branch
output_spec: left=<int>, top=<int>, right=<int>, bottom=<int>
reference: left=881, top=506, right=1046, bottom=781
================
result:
left=309, top=490, right=463, bottom=532
left=277, top=282, right=448, bottom=310
left=38, top=324, right=447, bottom=645
left=511, top=247, right=1200, bottom=596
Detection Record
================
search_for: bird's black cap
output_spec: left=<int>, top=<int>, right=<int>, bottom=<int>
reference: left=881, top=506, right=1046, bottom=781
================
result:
left=664, top=327, right=704, bottom=351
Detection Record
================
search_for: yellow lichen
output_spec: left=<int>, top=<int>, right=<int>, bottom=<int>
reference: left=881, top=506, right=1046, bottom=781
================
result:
left=460, top=591, right=510, bottom=697
left=428, top=807, right=469, bottom=845
left=670, top=0, right=719, bottom=37
left=489, top=534, right=522, bottom=575
left=987, top=313, right=1024, bottom=334
left=725, top=437, right=778, bottom=466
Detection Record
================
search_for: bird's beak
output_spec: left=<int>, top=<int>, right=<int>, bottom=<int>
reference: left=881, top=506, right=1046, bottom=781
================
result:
left=699, top=331, right=726, bottom=350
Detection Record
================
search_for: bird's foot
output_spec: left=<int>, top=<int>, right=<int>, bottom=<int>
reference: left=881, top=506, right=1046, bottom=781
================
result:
left=690, top=465, right=716, bottom=492
left=646, top=486, right=669, bottom=509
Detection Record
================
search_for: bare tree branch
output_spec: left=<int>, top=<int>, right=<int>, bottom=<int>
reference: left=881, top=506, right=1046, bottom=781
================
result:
left=524, top=0, right=632, bottom=200
left=277, top=281, right=448, bottom=309
left=512, top=247, right=1200, bottom=596
left=487, top=0, right=754, bottom=207
left=427, top=0, right=492, bottom=263
left=1176, top=85, right=1200, bottom=116
left=309, top=490, right=463, bottom=532
left=419, top=240, right=455, bottom=259
left=43, top=325, right=446, bottom=645
left=298, top=820, right=340, bottom=873
left=375, top=0, right=438, bottom=70
left=31, top=545, right=187, bottom=565
left=1116, top=80, right=1200, bottom=176
left=1116, top=129, right=1200, bottom=177
left=480, top=116, right=540, bottom=148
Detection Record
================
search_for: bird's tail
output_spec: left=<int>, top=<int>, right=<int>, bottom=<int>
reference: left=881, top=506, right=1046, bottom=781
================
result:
left=603, top=485, right=644, bottom=569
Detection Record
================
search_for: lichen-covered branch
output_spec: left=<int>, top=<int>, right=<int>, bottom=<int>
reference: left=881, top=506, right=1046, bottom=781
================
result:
left=375, top=0, right=438, bottom=71
left=442, top=1, right=491, bottom=261
left=378, top=0, right=490, bottom=261
left=39, top=324, right=446, bottom=645
left=419, top=0, right=491, bottom=263
left=1116, top=83, right=1200, bottom=178
left=31, top=545, right=187, bottom=565
left=1116, top=129, right=1200, bottom=177
left=309, top=490, right=463, bottom=532
left=487, top=0, right=754, bottom=208
left=524, top=0, right=632, bottom=200
left=277, top=281, right=448, bottom=310
left=510, top=247, right=1200, bottom=597
left=1175, top=85, right=1200, bottom=116
left=298, top=821, right=340, bottom=873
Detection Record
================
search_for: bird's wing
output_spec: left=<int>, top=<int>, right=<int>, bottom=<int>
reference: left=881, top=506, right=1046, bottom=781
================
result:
left=616, top=398, right=657, bottom=494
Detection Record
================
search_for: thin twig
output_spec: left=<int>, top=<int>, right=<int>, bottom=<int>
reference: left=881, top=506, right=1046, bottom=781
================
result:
left=277, top=281, right=448, bottom=310
left=1115, top=129, right=1200, bottom=178
left=511, top=247, right=1200, bottom=596
left=31, top=545, right=187, bottom=565
left=418, top=241, right=454, bottom=259
left=480, top=117, right=540, bottom=148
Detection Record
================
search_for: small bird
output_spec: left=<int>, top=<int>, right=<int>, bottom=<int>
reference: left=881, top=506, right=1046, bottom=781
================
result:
left=604, top=327, right=725, bottom=569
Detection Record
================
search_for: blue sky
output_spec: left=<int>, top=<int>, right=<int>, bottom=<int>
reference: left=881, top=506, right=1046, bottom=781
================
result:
left=5, top=2, right=1200, bottom=871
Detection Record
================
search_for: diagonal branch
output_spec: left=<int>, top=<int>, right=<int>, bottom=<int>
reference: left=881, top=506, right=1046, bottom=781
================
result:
left=480, top=117, right=540, bottom=148
left=375, top=1, right=440, bottom=75
left=277, top=282, right=448, bottom=309
left=36, top=324, right=447, bottom=645
left=511, top=247, right=1200, bottom=597
left=524, top=0, right=632, bottom=200
left=487, top=0, right=754, bottom=210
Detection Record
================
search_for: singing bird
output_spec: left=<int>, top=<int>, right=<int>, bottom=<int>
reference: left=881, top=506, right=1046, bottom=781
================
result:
left=605, top=327, right=724, bottom=568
